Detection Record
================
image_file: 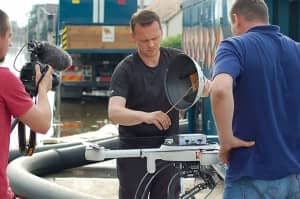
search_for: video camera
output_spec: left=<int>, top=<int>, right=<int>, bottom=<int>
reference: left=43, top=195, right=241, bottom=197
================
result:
left=13, top=40, right=72, bottom=155
left=20, top=41, right=59, bottom=96
left=19, top=40, right=72, bottom=97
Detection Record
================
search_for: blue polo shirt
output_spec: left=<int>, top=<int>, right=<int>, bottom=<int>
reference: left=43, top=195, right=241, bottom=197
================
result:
left=213, top=25, right=300, bottom=182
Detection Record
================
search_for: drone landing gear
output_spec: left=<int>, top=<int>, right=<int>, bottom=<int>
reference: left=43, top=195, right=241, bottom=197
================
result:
left=179, top=162, right=220, bottom=199
left=134, top=162, right=221, bottom=199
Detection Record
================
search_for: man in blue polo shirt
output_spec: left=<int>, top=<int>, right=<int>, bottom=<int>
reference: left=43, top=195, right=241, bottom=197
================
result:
left=211, top=0, right=300, bottom=198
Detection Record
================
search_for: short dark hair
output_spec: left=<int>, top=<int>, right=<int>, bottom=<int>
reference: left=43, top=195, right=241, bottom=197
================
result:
left=130, top=9, right=161, bottom=34
left=230, top=0, right=269, bottom=23
left=0, top=9, right=9, bottom=36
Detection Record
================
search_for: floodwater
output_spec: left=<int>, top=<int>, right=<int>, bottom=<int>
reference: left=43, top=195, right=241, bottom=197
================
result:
left=6, top=47, right=110, bottom=148
left=54, top=98, right=109, bottom=137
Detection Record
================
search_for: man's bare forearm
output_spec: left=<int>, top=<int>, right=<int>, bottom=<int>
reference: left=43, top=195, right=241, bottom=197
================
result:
left=210, top=74, right=234, bottom=145
left=108, top=106, right=147, bottom=126
left=211, top=88, right=234, bottom=144
left=36, top=88, right=52, bottom=131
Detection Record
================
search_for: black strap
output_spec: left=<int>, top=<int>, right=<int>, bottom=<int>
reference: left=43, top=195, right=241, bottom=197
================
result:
left=18, top=121, right=36, bottom=156
left=18, top=121, right=26, bottom=153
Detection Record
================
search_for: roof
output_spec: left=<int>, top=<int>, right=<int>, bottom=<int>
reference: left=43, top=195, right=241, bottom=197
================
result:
left=147, top=0, right=182, bottom=22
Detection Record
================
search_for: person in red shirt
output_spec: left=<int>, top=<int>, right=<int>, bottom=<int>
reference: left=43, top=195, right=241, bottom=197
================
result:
left=0, top=9, right=53, bottom=199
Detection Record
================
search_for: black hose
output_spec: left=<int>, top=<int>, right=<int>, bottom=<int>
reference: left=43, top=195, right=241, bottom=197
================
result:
left=9, top=136, right=118, bottom=162
left=8, top=137, right=119, bottom=199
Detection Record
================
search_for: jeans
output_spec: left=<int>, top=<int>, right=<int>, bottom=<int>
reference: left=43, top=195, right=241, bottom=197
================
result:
left=223, top=174, right=300, bottom=199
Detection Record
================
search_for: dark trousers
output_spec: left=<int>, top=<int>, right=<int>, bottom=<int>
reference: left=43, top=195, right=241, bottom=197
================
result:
left=117, top=158, right=180, bottom=199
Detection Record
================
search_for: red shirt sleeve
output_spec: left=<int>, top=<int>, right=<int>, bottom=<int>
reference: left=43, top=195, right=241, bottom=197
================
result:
left=0, top=68, right=33, bottom=117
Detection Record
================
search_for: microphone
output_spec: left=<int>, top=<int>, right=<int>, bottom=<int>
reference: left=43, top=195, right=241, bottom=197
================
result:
left=35, top=41, right=72, bottom=71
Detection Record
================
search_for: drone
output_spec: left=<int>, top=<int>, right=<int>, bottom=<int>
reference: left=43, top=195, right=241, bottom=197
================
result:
left=85, top=134, right=221, bottom=199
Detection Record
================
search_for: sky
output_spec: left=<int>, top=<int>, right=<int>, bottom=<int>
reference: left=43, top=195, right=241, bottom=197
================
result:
left=1, top=0, right=58, bottom=27
left=1, top=0, right=154, bottom=27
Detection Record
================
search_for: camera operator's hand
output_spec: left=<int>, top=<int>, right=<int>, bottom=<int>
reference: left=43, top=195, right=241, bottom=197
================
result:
left=35, top=64, right=53, bottom=93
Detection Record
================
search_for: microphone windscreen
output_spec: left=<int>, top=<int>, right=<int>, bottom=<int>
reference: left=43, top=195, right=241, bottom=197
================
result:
left=37, top=42, right=72, bottom=71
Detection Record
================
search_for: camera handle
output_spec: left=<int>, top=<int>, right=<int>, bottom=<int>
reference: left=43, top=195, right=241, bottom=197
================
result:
left=33, top=64, right=49, bottom=96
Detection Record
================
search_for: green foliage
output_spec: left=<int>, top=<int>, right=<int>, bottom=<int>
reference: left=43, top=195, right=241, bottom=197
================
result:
left=27, top=5, right=49, bottom=41
left=161, top=34, right=182, bottom=49
left=40, top=24, right=48, bottom=40
left=28, top=5, right=38, bottom=41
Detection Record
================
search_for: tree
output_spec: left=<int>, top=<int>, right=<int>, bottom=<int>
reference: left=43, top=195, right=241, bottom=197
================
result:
left=27, top=5, right=38, bottom=41
left=161, top=34, right=182, bottom=49
left=40, top=24, right=48, bottom=40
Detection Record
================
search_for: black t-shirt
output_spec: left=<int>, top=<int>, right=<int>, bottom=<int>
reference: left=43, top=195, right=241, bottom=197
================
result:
left=110, top=47, right=182, bottom=147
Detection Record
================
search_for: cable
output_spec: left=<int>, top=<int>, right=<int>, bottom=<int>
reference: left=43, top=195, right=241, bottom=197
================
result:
left=134, top=169, right=153, bottom=199
left=134, top=161, right=166, bottom=199
left=140, top=163, right=173, bottom=199
left=167, top=170, right=181, bottom=199
left=202, top=179, right=222, bottom=199
left=13, top=43, right=27, bottom=72
left=203, top=188, right=213, bottom=199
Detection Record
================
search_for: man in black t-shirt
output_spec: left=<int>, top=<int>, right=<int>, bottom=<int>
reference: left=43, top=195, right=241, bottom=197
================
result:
left=108, top=9, right=182, bottom=199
